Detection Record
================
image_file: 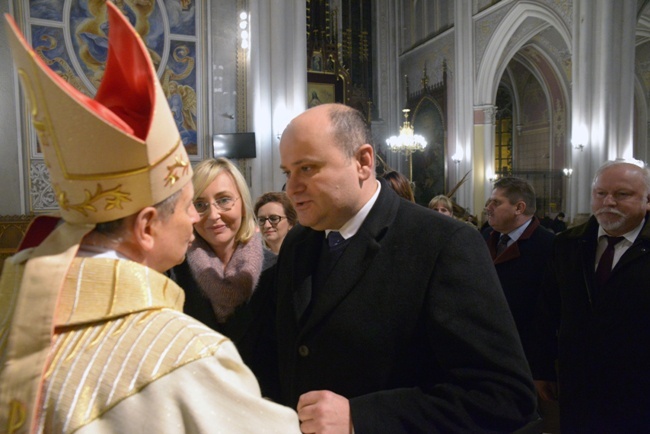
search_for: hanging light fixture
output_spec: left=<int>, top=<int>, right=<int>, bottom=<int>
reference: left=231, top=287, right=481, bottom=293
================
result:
left=385, top=109, right=427, bottom=182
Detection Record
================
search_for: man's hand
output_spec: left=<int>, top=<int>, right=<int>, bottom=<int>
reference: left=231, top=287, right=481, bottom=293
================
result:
left=534, top=380, right=559, bottom=401
left=297, top=390, right=352, bottom=434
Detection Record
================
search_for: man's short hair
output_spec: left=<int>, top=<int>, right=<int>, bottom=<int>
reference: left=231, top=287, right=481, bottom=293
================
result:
left=493, top=177, right=537, bottom=216
left=94, top=188, right=182, bottom=236
left=328, top=104, right=373, bottom=158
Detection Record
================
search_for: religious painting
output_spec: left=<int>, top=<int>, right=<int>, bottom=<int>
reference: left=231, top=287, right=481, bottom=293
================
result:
left=307, top=83, right=335, bottom=107
left=307, top=71, right=342, bottom=108
left=411, top=97, right=446, bottom=204
left=310, top=50, right=323, bottom=72
left=24, top=0, right=204, bottom=159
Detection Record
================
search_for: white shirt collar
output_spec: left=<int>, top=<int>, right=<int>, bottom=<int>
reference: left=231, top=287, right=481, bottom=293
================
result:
left=77, top=244, right=131, bottom=261
left=503, top=217, right=533, bottom=242
left=325, top=180, right=381, bottom=240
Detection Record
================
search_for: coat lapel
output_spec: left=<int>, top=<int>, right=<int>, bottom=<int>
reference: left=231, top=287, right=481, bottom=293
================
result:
left=569, top=217, right=602, bottom=303
left=491, top=217, right=541, bottom=264
left=288, top=229, right=324, bottom=327
left=610, top=214, right=650, bottom=276
left=299, top=180, right=398, bottom=335
left=302, top=229, right=382, bottom=333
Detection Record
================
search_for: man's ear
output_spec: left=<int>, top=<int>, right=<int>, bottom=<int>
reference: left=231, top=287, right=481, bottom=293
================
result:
left=515, top=200, right=526, bottom=215
left=131, top=206, right=159, bottom=253
left=356, top=144, right=374, bottom=180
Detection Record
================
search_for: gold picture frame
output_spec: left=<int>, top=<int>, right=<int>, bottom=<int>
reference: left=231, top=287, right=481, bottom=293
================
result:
left=307, top=71, right=341, bottom=107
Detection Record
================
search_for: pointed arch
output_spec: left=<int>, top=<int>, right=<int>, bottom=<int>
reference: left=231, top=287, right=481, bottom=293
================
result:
left=475, top=2, right=571, bottom=105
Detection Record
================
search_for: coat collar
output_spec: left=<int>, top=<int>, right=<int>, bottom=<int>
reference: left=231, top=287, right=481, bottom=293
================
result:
left=489, top=217, right=541, bottom=264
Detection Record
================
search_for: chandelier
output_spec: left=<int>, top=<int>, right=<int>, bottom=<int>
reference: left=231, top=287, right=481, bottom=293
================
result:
left=385, top=109, right=427, bottom=182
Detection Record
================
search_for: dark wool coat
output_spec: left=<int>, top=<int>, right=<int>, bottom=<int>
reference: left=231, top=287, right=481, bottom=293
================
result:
left=486, top=217, right=555, bottom=363
left=274, top=179, right=537, bottom=433
left=533, top=215, right=650, bottom=434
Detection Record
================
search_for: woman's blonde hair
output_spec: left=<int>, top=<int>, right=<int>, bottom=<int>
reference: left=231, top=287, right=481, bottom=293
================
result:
left=428, top=195, right=454, bottom=216
left=192, top=157, right=256, bottom=243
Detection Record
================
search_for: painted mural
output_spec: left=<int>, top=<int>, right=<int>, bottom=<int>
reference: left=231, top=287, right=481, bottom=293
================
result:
left=25, top=0, right=201, bottom=156
left=412, top=98, right=446, bottom=205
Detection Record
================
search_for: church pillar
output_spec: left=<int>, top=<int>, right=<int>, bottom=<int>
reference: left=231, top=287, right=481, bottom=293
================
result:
left=473, top=105, right=497, bottom=219
left=571, top=0, right=636, bottom=219
left=453, top=0, right=474, bottom=211
left=248, top=0, right=307, bottom=197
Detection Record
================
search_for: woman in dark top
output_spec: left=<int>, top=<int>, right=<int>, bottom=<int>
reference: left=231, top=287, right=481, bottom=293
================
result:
left=169, top=157, right=278, bottom=398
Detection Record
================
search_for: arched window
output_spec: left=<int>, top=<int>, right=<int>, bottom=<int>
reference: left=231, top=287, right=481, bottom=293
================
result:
left=495, top=87, right=513, bottom=176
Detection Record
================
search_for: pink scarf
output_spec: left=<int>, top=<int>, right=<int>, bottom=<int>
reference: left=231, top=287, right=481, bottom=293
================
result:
left=186, top=233, right=264, bottom=322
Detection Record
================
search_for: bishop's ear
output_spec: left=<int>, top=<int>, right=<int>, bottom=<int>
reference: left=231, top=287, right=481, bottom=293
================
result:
left=131, top=206, right=159, bottom=252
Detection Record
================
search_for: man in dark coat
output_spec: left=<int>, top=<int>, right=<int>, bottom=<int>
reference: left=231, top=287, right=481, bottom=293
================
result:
left=484, top=177, right=555, bottom=363
left=550, top=212, right=567, bottom=234
left=533, top=161, right=650, bottom=433
left=275, top=103, right=538, bottom=433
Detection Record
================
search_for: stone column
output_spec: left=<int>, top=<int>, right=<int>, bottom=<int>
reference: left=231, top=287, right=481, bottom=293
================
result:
left=248, top=0, right=307, bottom=197
left=571, top=0, right=636, bottom=217
left=453, top=0, right=474, bottom=211
left=473, top=105, right=497, bottom=217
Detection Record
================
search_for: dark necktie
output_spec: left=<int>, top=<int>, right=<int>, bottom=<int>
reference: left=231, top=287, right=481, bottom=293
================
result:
left=595, top=236, right=624, bottom=288
left=327, top=231, right=349, bottom=262
left=328, top=231, right=345, bottom=250
left=496, top=234, right=511, bottom=256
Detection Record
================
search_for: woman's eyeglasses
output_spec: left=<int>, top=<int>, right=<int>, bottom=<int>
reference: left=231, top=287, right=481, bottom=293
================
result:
left=257, top=215, right=286, bottom=226
left=193, top=196, right=239, bottom=215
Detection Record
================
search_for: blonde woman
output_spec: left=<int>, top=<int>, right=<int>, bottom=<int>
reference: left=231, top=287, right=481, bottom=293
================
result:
left=170, top=157, right=278, bottom=396
left=428, top=195, right=454, bottom=217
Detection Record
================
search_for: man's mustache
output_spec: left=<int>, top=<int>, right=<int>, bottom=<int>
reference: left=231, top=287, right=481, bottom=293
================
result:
left=595, top=207, right=626, bottom=218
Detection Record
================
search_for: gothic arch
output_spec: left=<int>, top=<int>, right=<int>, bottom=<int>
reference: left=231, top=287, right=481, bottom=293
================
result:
left=475, top=2, right=571, bottom=106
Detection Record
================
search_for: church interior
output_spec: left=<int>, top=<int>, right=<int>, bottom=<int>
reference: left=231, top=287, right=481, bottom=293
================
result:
left=1, top=0, right=649, bottom=266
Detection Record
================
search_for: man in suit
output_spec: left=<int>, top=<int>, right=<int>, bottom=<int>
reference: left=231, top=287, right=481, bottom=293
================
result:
left=275, top=103, right=537, bottom=433
left=484, top=177, right=555, bottom=363
left=533, top=161, right=650, bottom=433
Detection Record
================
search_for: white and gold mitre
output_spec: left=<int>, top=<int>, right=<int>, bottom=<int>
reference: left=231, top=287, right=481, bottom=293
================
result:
left=4, top=2, right=192, bottom=224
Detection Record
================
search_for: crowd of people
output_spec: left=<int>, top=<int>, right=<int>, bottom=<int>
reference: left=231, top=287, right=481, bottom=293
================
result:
left=2, top=6, right=649, bottom=434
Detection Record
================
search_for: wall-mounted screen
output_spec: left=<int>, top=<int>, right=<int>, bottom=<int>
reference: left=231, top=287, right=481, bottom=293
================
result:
left=212, top=133, right=256, bottom=159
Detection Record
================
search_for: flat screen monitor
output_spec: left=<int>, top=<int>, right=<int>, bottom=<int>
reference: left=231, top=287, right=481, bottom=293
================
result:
left=212, top=132, right=256, bottom=159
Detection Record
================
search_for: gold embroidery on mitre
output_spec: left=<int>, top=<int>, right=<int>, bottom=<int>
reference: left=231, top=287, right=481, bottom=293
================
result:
left=164, top=154, right=190, bottom=186
left=55, top=183, right=132, bottom=216
left=7, top=399, right=26, bottom=434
